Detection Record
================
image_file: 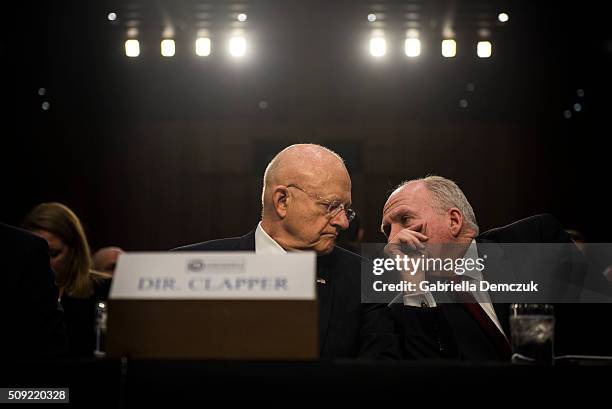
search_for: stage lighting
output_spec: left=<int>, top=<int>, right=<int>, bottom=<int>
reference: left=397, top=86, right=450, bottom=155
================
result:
left=161, top=39, right=175, bottom=57
left=369, top=37, right=386, bottom=57
left=107, top=12, right=117, bottom=21
left=125, top=39, right=140, bottom=57
left=441, top=39, right=456, bottom=57
left=498, top=13, right=509, bottom=23
left=196, top=38, right=211, bottom=56
left=477, top=41, right=492, bottom=58
left=229, top=36, right=246, bottom=57
left=405, top=38, right=421, bottom=57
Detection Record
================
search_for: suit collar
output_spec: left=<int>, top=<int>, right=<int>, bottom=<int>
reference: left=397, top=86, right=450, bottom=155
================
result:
left=233, top=229, right=257, bottom=251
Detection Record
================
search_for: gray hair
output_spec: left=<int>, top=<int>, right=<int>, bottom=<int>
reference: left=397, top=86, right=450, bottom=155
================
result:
left=399, top=175, right=479, bottom=235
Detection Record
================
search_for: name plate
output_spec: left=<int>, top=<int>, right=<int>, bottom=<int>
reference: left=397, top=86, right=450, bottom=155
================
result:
left=110, top=252, right=316, bottom=300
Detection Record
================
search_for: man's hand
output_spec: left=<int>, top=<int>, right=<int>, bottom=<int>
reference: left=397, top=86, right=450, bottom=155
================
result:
left=384, top=223, right=429, bottom=293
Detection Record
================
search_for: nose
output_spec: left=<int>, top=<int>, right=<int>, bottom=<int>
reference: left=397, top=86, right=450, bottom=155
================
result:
left=330, top=209, right=350, bottom=230
left=388, top=223, right=403, bottom=242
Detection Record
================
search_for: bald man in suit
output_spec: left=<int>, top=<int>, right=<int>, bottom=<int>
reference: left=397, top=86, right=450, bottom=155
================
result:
left=175, top=144, right=399, bottom=360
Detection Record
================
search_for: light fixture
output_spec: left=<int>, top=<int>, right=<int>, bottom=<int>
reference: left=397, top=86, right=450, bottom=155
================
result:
left=237, top=13, right=247, bottom=22
left=367, top=13, right=376, bottom=22
left=369, top=37, right=386, bottom=57
left=405, top=38, right=421, bottom=57
left=125, top=39, right=140, bottom=57
left=229, top=36, right=246, bottom=57
left=477, top=41, right=492, bottom=58
left=498, top=13, right=509, bottom=23
left=195, top=38, right=211, bottom=56
left=441, top=39, right=456, bottom=57
left=161, top=39, right=175, bottom=57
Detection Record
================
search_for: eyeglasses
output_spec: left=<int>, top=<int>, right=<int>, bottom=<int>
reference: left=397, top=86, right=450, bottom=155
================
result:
left=287, top=184, right=356, bottom=223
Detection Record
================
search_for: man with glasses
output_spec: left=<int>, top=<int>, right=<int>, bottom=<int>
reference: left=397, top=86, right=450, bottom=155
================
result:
left=175, top=144, right=399, bottom=360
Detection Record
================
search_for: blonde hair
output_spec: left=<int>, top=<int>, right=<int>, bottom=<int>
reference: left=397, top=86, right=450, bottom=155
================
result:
left=22, top=202, right=102, bottom=298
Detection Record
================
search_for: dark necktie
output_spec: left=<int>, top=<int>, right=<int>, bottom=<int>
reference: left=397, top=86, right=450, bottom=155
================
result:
left=453, top=289, right=512, bottom=360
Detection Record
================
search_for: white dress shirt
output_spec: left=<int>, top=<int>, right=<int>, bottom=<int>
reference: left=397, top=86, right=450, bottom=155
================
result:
left=255, top=223, right=325, bottom=285
left=254, top=222, right=286, bottom=254
left=403, top=239, right=507, bottom=338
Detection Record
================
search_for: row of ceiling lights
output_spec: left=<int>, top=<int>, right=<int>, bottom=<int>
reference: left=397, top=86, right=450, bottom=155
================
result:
left=124, top=37, right=244, bottom=57
left=368, top=38, right=493, bottom=58
left=122, top=37, right=495, bottom=59
left=116, top=11, right=508, bottom=59
left=366, top=10, right=508, bottom=59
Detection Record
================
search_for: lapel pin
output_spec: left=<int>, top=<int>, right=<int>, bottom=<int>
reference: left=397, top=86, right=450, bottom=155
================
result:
left=316, top=278, right=326, bottom=285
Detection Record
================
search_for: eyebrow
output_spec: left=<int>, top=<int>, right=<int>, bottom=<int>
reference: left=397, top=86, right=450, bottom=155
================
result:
left=320, top=195, right=351, bottom=207
left=387, top=207, right=413, bottom=221
left=380, top=207, right=413, bottom=235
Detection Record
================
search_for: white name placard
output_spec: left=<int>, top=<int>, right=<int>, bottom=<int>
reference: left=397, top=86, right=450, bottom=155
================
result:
left=109, top=252, right=316, bottom=300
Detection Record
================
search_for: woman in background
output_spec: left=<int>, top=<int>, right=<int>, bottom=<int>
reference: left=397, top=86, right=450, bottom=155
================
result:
left=22, top=202, right=111, bottom=357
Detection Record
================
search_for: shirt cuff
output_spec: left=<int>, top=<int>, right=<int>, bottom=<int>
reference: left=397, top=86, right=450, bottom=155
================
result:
left=403, top=291, right=437, bottom=308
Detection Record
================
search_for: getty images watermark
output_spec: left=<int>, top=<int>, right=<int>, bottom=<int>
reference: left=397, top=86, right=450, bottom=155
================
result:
left=371, top=253, right=538, bottom=293
left=359, top=242, right=612, bottom=304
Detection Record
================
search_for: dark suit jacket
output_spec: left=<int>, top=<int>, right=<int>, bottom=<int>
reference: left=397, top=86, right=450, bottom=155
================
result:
left=0, top=223, right=68, bottom=359
left=390, top=214, right=611, bottom=361
left=174, top=230, right=399, bottom=360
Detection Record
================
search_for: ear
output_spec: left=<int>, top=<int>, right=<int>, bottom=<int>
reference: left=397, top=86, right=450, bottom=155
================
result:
left=271, top=185, right=290, bottom=219
left=448, top=208, right=464, bottom=237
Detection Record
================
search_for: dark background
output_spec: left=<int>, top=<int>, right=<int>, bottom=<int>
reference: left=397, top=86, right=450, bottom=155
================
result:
left=2, top=0, right=611, bottom=251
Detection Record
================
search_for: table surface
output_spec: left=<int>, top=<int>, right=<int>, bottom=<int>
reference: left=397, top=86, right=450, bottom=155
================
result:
left=2, top=358, right=610, bottom=407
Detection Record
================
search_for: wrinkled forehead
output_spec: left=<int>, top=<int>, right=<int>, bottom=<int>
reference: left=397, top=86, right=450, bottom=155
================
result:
left=299, top=166, right=352, bottom=198
left=382, top=182, right=429, bottom=217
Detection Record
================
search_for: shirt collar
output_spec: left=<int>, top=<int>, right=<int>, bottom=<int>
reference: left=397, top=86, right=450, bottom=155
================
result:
left=255, top=222, right=287, bottom=254
left=461, top=239, right=482, bottom=281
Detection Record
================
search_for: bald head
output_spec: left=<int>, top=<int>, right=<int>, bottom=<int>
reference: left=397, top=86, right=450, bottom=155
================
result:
left=260, top=144, right=353, bottom=254
left=262, top=144, right=350, bottom=216
left=92, top=246, right=124, bottom=274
